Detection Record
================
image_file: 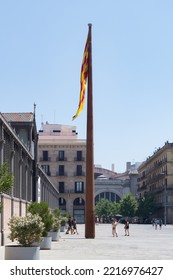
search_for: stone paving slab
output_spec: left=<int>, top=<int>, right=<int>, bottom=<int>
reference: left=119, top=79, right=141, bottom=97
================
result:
left=0, top=223, right=173, bottom=260
left=40, top=223, right=173, bottom=260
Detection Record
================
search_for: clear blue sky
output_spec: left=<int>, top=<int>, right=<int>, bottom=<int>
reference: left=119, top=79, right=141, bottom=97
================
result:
left=0, top=0, right=173, bottom=173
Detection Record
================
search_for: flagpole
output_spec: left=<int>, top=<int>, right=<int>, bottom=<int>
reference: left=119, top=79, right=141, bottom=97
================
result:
left=85, top=23, right=95, bottom=238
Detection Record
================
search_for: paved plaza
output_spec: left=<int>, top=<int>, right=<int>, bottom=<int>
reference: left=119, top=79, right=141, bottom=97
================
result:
left=0, top=223, right=173, bottom=260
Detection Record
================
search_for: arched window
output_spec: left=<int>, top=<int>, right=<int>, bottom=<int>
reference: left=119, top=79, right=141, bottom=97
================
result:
left=59, top=197, right=66, bottom=206
left=74, top=197, right=85, bottom=206
left=95, top=192, right=121, bottom=204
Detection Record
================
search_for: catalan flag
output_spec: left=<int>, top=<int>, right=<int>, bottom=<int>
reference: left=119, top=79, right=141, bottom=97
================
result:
left=72, top=32, right=89, bottom=120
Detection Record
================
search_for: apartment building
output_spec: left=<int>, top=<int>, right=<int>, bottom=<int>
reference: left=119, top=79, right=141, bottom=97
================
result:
left=38, top=123, right=140, bottom=223
left=137, top=141, right=173, bottom=224
left=38, top=122, right=86, bottom=223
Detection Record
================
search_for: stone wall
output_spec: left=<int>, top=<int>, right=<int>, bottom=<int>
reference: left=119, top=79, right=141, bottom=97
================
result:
left=0, top=194, right=28, bottom=245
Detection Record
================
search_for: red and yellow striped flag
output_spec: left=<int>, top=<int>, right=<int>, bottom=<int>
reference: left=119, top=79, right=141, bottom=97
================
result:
left=72, top=33, right=89, bottom=120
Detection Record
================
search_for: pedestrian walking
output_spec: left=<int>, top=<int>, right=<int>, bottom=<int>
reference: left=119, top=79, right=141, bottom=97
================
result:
left=154, top=219, right=159, bottom=230
left=124, top=219, right=129, bottom=236
left=159, top=219, right=163, bottom=229
left=152, top=219, right=155, bottom=227
left=72, top=218, right=79, bottom=234
left=95, top=216, right=99, bottom=225
left=66, top=217, right=73, bottom=234
left=112, top=219, right=118, bottom=237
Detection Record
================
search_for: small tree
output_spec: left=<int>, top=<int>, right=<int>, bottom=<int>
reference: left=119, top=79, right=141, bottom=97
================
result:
left=8, top=213, right=44, bottom=247
left=0, top=162, right=14, bottom=213
left=28, top=202, right=54, bottom=237
left=137, top=193, right=156, bottom=220
left=51, top=208, right=62, bottom=232
left=95, top=198, right=113, bottom=218
left=119, top=193, right=138, bottom=217
left=59, top=211, right=70, bottom=227
left=111, top=202, right=121, bottom=217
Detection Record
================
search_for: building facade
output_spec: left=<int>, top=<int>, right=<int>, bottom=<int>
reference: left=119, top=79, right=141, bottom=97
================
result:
left=94, top=164, right=139, bottom=206
left=38, top=123, right=139, bottom=223
left=0, top=112, right=59, bottom=245
left=137, top=141, right=173, bottom=224
left=38, top=123, right=86, bottom=223
left=95, top=177, right=130, bottom=204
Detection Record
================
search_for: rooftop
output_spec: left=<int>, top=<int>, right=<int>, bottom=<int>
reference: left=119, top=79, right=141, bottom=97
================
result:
left=2, top=112, right=34, bottom=123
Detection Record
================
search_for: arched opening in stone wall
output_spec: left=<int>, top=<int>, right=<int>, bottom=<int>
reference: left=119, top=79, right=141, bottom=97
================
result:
left=73, top=197, right=85, bottom=224
left=95, top=192, right=121, bottom=204
left=59, top=197, right=66, bottom=211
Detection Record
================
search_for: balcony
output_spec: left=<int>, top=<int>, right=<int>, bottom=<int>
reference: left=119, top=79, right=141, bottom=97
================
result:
left=58, top=189, right=85, bottom=195
left=56, top=157, right=67, bottom=161
left=59, top=188, right=65, bottom=193
left=150, top=186, right=164, bottom=194
left=137, top=185, right=147, bottom=191
left=40, top=157, right=51, bottom=162
left=74, top=172, right=85, bottom=177
left=56, top=172, right=67, bottom=176
left=74, top=157, right=85, bottom=161
left=137, top=175, right=146, bottom=182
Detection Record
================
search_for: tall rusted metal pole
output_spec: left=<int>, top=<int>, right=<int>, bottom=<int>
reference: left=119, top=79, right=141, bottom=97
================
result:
left=85, top=24, right=95, bottom=238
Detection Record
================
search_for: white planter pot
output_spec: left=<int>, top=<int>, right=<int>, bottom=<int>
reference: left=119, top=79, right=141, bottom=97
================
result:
left=40, top=236, right=52, bottom=250
left=48, top=230, right=60, bottom=241
left=5, top=245, right=40, bottom=260
left=60, top=226, right=65, bottom=232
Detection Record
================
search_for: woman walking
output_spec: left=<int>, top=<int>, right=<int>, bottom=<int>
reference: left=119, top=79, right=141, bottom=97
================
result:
left=124, top=219, right=129, bottom=236
left=112, top=219, right=118, bottom=237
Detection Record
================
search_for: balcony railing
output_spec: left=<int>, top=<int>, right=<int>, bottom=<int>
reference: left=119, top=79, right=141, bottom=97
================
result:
left=40, top=157, right=51, bottom=162
left=137, top=185, right=147, bottom=191
left=59, top=189, right=85, bottom=194
left=74, top=157, right=85, bottom=161
left=56, top=172, right=67, bottom=176
left=56, top=157, right=67, bottom=161
left=74, top=172, right=85, bottom=176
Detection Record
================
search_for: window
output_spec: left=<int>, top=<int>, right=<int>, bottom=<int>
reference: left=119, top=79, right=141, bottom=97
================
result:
left=95, top=192, right=120, bottom=204
left=59, top=165, right=64, bottom=176
left=77, top=151, right=82, bottom=161
left=106, top=192, right=109, bottom=200
left=77, top=165, right=82, bottom=176
left=43, top=151, right=48, bottom=161
left=59, top=150, right=64, bottom=161
left=18, top=129, right=28, bottom=146
left=41, top=165, right=50, bottom=176
left=75, top=181, right=84, bottom=193
left=74, top=198, right=84, bottom=206
left=111, top=192, right=116, bottom=202
left=59, top=197, right=66, bottom=206
left=59, top=182, right=65, bottom=193
left=100, top=192, right=104, bottom=199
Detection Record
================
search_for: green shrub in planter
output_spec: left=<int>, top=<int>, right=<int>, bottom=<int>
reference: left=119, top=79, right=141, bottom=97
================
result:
left=8, top=214, right=44, bottom=247
left=60, top=211, right=70, bottom=226
left=60, top=216, right=68, bottom=227
left=51, top=208, right=61, bottom=232
left=28, top=202, right=54, bottom=237
left=51, top=219, right=61, bottom=232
